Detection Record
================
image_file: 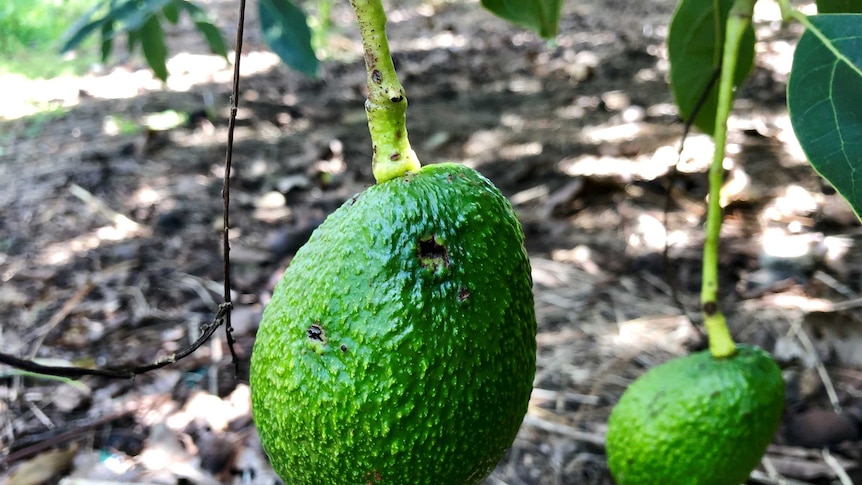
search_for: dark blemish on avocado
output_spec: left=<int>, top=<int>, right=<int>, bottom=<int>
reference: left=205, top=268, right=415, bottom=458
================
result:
left=646, top=389, right=666, bottom=418
left=702, top=301, right=717, bottom=316
left=307, top=323, right=326, bottom=343
left=390, top=93, right=404, bottom=103
left=418, top=235, right=448, bottom=269
left=340, top=344, right=348, bottom=352
left=390, top=152, right=400, bottom=161
left=371, top=69, right=382, bottom=84
left=458, top=288, right=470, bottom=302
left=363, top=470, right=382, bottom=483
left=349, top=194, right=361, bottom=206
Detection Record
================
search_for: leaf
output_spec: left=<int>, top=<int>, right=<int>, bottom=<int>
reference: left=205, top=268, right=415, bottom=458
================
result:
left=60, top=0, right=114, bottom=54
left=667, top=0, right=756, bottom=135
left=140, top=15, right=169, bottom=81
left=100, top=20, right=115, bottom=62
left=119, top=0, right=174, bottom=32
left=788, top=14, right=862, bottom=218
left=177, top=0, right=228, bottom=58
left=817, top=0, right=862, bottom=13
left=60, top=0, right=154, bottom=54
left=258, top=0, right=318, bottom=76
left=480, top=0, right=562, bottom=39
left=163, top=1, right=180, bottom=23
left=193, top=20, right=229, bottom=58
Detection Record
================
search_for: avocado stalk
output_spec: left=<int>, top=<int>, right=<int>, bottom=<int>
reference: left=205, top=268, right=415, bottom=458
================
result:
left=701, top=0, right=754, bottom=359
left=349, top=0, right=421, bottom=183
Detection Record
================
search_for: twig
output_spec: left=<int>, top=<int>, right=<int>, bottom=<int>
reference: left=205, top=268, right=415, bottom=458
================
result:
left=522, top=410, right=606, bottom=448
left=0, top=410, right=134, bottom=467
left=759, top=455, right=788, bottom=485
left=749, top=469, right=811, bottom=485
left=23, top=398, right=55, bottom=430
left=28, top=281, right=96, bottom=359
left=789, top=318, right=842, bottom=414
left=0, top=0, right=249, bottom=383
left=220, top=0, right=247, bottom=378
left=821, top=448, right=853, bottom=485
left=68, top=183, right=142, bottom=233
left=0, top=303, right=232, bottom=379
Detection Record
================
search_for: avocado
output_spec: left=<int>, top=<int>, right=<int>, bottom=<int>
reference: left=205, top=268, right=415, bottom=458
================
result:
left=606, top=344, right=785, bottom=485
left=250, top=163, right=536, bottom=484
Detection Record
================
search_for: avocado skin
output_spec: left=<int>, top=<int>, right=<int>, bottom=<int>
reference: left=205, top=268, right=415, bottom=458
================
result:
left=606, top=344, right=785, bottom=485
left=250, top=163, right=536, bottom=485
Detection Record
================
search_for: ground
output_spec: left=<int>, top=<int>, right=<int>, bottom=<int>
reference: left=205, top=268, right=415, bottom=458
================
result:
left=1, top=0, right=862, bottom=484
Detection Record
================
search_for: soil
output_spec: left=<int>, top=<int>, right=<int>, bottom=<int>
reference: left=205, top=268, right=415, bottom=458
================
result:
left=2, top=0, right=862, bottom=484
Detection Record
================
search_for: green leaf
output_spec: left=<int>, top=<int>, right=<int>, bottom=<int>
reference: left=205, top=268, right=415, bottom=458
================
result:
left=177, top=0, right=228, bottom=58
left=119, top=0, right=173, bottom=32
left=480, top=0, right=562, bottom=39
left=100, top=20, right=115, bottom=62
left=788, top=14, right=862, bottom=218
left=194, top=20, right=228, bottom=58
left=163, top=1, right=180, bottom=23
left=817, top=0, right=862, bottom=13
left=259, top=0, right=318, bottom=76
left=667, top=0, right=756, bottom=135
left=139, top=15, right=169, bottom=81
left=60, top=0, right=114, bottom=54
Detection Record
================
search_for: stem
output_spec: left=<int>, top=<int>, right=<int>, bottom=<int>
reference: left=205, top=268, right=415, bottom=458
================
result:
left=349, top=0, right=421, bottom=183
left=701, top=0, right=754, bottom=359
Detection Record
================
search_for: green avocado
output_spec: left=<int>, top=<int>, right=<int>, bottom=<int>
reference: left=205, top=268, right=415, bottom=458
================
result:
left=250, top=163, right=536, bottom=484
left=606, top=344, right=785, bottom=485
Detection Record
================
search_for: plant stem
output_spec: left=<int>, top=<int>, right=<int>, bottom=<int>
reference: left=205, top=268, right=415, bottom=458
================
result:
left=349, top=0, right=421, bottom=183
left=701, top=0, right=754, bottom=359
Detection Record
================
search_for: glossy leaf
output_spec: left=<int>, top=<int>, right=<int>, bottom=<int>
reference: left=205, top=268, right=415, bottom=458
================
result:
left=816, top=0, right=862, bottom=13
left=140, top=15, right=169, bottom=81
left=259, top=0, right=318, bottom=76
left=480, top=0, right=562, bottom=39
left=667, top=0, right=756, bottom=135
left=788, top=14, right=862, bottom=218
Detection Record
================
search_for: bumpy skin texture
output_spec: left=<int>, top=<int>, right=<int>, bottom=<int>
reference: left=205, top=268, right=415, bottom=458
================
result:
left=606, top=344, right=785, bottom=485
left=250, top=163, right=537, bottom=485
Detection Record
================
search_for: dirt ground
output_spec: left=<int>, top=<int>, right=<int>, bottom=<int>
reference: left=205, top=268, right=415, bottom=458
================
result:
left=2, top=0, right=862, bottom=484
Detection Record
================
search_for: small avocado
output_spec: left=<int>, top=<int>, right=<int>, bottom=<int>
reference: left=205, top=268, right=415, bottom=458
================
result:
left=606, top=344, right=785, bottom=485
left=250, top=163, right=536, bottom=484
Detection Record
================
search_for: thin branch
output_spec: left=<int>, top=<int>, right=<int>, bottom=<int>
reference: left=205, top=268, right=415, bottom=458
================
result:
left=221, top=0, right=248, bottom=377
left=0, top=303, right=232, bottom=380
left=0, top=0, right=250, bottom=382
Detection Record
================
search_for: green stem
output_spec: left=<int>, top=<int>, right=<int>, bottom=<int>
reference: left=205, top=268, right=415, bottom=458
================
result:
left=349, top=0, right=421, bottom=183
left=701, top=0, right=754, bottom=359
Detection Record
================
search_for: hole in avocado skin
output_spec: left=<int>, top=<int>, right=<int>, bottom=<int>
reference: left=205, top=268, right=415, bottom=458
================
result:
left=418, top=235, right=448, bottom=269
left=307, top=323, right=326, bottom=343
